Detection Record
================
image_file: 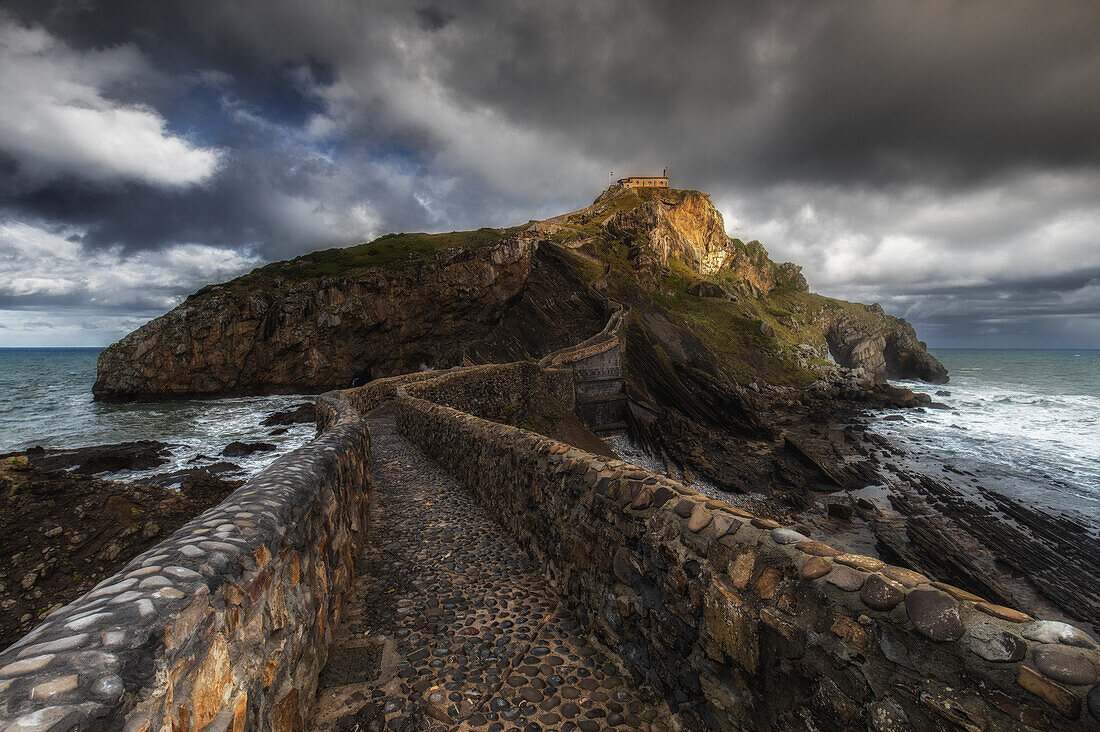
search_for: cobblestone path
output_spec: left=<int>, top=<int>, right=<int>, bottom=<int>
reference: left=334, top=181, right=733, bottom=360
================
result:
left=309, top=408, right=674, bottom=732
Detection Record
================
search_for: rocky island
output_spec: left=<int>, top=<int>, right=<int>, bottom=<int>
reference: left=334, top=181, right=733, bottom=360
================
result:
left=3, top=185, right=1097, bottom=731
left=91, top=185, right=1095, bottom=632
left=94, top=186, right=945, bottom=402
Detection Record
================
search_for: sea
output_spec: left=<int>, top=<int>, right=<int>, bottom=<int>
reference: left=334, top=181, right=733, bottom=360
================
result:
left=874, top=349, right=1100, bottom=528
left=0, top=348, right=316, bottom=483
left=0, top=348, right=1097, bottom=525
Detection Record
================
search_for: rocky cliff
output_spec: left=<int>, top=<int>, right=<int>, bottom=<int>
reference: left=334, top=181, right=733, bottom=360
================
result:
left=95, top=185, right=945, bottom=400
left=827, top=303, right=948, bottom=384
left=94, top=236, right=606, bottom=400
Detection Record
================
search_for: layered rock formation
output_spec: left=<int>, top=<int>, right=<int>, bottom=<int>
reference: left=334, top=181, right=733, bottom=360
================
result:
left=94, top=240, right=606, bottom=400
left=95, top=185, right=945, bottom=401
left=827, top=303, right=949, bottom=383
left=601, top=189, right=732, bottom=275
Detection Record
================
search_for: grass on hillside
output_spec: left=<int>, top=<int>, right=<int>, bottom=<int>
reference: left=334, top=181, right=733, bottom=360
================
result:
left=189, top=226, right=525, bottom=299
left=653, top=259, right=821, bottom=386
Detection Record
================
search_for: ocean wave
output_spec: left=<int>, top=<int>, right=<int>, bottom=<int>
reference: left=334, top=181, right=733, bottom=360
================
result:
left=879, top=361, right=1100, bottom=521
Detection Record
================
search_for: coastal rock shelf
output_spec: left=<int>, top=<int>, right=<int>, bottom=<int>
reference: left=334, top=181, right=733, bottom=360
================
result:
left=1, top=359, right=1098, bottom=729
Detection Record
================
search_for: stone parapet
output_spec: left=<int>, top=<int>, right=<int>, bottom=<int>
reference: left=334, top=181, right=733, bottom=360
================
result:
left=342, top=369, right=448, bottom=415
left=539, top=305, right=626, bottom=369
left=0, top=392, right=371, bottom=731
left=395, top=391, right=1100, bottom=730
left=402, top=362, right=575, bottom=418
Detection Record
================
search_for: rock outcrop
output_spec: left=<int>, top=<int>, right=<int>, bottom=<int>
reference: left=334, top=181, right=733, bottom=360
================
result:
left=94, top=239, right=607, bottom=400
left=602, top=189, right=732, bottom=275
left=94, top=239, right=535, bottom=399
left=597, top=188, right=807, bottom=294
left=827, top=303, right=949, bottom=383
left=94, top=185, right=945, bottom=401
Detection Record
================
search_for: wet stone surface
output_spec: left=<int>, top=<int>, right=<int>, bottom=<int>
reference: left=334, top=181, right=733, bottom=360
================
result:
left=309, top=410, right=673, bottom=731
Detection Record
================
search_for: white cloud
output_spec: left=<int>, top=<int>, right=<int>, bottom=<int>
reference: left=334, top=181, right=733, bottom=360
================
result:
left=0, top=220, right=261, bottom=310
left=715, top=169, right=1100, bottom=296
left=0, top=17, right=222, bottom=188
left=0, top=308, right=156, bottom=347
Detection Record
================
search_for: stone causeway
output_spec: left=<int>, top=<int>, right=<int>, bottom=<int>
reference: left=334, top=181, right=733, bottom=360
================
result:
left=0, top=313, right=1098, bottom=730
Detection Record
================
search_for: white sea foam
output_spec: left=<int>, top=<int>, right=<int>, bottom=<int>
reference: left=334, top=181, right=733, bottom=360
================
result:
left=0, top=348, right=318, bottom=486
left=871, top=349, right=1100, bottom=525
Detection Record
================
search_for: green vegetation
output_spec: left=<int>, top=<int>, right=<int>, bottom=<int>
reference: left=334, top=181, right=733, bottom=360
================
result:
left=189, top=225, right=525, bottom=299
left=648, top=259, right=820, bottom=386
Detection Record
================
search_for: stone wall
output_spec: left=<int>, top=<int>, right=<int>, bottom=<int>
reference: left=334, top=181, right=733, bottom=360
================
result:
left=540, top=305, right=629, bottom=432
left=5, top=356, right=1099, bottom=730
left=402, top=362, right=575, bottom=420
left=342, top=369, right=449, bottom=415
left=0, top=392, right=371, bottom=731
left=571, top=347, right=624, bottom=401
left=395, top=392, right=1100, bottom=730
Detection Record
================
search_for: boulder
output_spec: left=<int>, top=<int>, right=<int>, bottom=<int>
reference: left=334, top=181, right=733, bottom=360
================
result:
left=262, top=402, right=316, bottom=426
left=27, top=441, right=173, bottom=474
left=686, top=281, right=730, bottom=299
left=222, top=441, right=276, bottom=458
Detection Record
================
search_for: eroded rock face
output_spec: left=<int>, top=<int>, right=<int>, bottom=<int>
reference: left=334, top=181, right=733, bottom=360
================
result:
left=600, top=189, right=806, bottom=295
left=602, top=190, right=730, bottom=275
left=94, top=239, right=541, bottom=400
left=95, top=186, right=946, bottom=402
left=827, top=304, right=948, bottom=384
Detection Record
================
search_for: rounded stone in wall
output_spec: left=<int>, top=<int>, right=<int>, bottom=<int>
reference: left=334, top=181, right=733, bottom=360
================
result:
left=964, top=621, right=1026, bottom=663
left=904, top=589, right=963, bottom=642
left=1032, top=644, right=1099, bottom=685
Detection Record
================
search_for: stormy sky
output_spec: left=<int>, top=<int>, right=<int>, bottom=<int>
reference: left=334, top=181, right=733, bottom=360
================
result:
left=1, top=0, right=1098, bottom=348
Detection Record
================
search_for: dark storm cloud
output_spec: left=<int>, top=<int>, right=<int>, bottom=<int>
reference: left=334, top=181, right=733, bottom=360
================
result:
left=1, top=0, right=1099, bottom=346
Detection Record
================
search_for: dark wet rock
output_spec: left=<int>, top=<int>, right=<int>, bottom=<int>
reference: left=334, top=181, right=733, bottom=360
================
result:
left=964, top=621, right=1026, bottom=662
left=859, top=573, right=905, bottom=611
left=27, top=440, right=173, bottom=474
left=263, top=402, right=316, bottom=426
left=221, top=440, right=276, bottom=457
left=144, top=463, right=241, bottom=488
left=1032, top=644, right=1099, bottom=685
left=0, top=455, right=234, bottom=649
left=876, top=624, right=917, bottom=670
left=519, top=687, right=543, bottom=703
left=905, top=589, right=964, bottom=642
left=867, top=698, right=909, bottom=731
left=826, top=502, right=852, bottom=520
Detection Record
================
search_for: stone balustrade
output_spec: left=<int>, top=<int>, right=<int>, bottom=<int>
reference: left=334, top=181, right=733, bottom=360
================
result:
left=0, top=393, right=371, bottom=731
left=395, top=384, right=1100, bottom=730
